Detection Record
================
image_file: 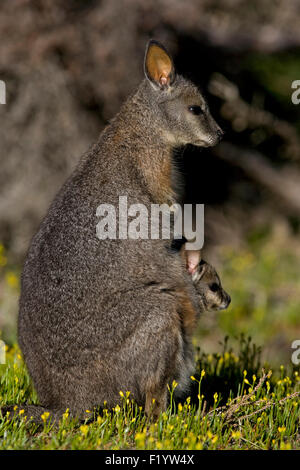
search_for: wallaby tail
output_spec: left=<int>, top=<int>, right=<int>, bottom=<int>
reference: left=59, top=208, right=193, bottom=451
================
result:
left=1, top=404, right=66, bottom=426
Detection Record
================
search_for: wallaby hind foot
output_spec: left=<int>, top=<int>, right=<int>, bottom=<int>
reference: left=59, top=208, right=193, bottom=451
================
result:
left=145, top=382, right=168, bottom=420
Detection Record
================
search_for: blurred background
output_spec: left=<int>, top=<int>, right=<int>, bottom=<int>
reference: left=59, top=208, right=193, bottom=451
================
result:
left=0, top=0, right=300, bottom=366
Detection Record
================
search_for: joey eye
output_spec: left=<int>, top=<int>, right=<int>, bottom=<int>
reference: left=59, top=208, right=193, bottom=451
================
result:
left=188, top=105, right=203, bottom=115
left=209, top=283, right=219, bottom=292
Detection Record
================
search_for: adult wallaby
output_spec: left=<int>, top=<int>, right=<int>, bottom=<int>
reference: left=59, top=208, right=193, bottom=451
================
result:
left=5, top=40, right=223, bottom=422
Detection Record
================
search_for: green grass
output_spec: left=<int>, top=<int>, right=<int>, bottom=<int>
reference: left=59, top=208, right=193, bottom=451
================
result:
left=0, top=337, right=299, bottom=450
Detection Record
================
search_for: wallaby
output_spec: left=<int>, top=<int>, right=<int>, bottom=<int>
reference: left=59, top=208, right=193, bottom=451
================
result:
left=2, top=40, right=223, bottom=423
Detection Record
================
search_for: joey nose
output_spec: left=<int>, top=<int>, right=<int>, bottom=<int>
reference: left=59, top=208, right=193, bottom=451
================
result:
left=219, top=292, right=231, bottom=310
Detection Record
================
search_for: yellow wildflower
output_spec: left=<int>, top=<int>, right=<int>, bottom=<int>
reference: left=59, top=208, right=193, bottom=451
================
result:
left=5, top=272, right=19, bottom=289
left=80, top=424, right=89, bottom=436
left=280, top=442, right=291, bottom=450
left=41, top=412, right=50, bottom=422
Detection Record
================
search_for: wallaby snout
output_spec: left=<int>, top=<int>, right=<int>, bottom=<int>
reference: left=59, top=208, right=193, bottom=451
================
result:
left=215, top=128, right=224, bottom=145
left=217, top=129, right=224, bottom=141
left=196, top=119, right=223, bottom=148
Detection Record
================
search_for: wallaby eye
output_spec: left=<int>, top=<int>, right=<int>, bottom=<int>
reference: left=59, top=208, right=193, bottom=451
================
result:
left=209, top=283, right=219, bottom=292
left=188, top=105, right=203, bottom=115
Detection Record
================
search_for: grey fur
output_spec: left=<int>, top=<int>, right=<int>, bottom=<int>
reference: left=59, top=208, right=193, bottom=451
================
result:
left=9, top=40, right=223, bottom=421
left=192, top=260, right=231, bottom=312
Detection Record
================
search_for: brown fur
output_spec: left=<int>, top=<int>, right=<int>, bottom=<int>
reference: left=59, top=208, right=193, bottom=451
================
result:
left=176, top=287, right=198, bottom=335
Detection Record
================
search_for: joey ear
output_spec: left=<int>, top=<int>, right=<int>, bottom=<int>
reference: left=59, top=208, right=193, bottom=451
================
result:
left=185, top=250, right=201, bottom=275
left=144, top=39, right=175, bottom=90
left=192, top=260, right=207, bottom=283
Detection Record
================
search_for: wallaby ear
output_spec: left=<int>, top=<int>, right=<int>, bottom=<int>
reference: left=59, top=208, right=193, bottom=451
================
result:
left=144, top=39, right=175, bottom=90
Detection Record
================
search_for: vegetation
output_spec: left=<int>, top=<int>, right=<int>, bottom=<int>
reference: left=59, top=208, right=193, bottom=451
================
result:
left=0, top=337, right=299, bottom=450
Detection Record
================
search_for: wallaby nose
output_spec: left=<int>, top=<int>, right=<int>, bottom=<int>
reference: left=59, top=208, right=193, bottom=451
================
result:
left=216, top=129, right=224, bottom=142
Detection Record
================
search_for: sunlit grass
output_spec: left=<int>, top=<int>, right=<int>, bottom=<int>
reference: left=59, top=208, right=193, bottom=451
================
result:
left=0, top=340, right=299, bottom=450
